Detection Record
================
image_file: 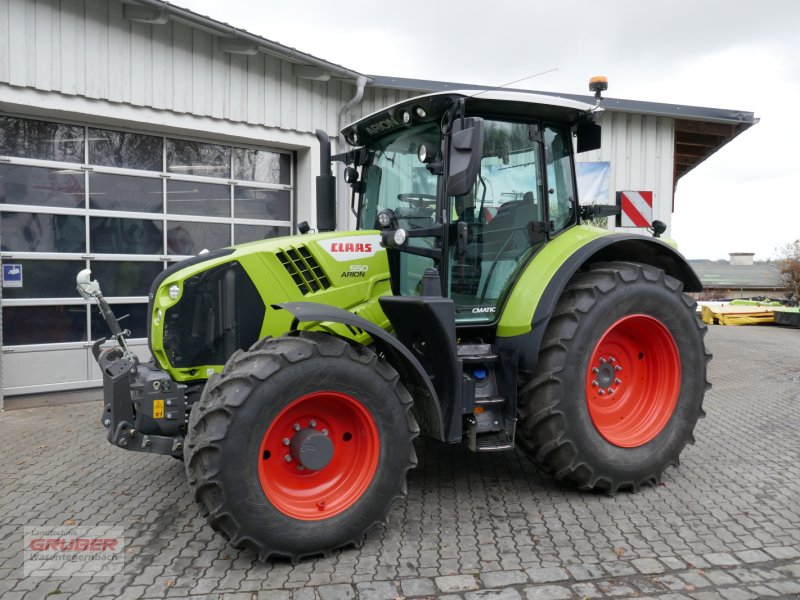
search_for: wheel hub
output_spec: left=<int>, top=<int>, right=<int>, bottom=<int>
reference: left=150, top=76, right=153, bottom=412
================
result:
left=289, top=427, right=334, bottom=470
left=591, top=356, right=623, bottom=395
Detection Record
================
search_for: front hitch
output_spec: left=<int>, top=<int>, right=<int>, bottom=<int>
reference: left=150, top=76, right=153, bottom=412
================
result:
left=78, top=270, right=187, bottom=456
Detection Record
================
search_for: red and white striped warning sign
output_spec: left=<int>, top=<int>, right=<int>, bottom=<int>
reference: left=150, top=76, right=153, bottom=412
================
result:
left=617, top=191, right=653, bottom=227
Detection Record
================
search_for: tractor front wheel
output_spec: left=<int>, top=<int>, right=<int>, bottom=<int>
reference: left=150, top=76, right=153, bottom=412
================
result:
left=184, top=331, right=418, bottom=561
left=516, top=261, right=711, bottom=493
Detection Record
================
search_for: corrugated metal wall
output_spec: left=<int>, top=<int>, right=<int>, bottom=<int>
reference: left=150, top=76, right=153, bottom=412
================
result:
left=577, top=111, right=675, bottom=227
left=0, top=0, right=677, bottom=224
left=0, top=0, right=412, bottom=135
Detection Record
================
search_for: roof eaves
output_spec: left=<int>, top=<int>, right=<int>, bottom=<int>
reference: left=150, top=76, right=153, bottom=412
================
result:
left=133, top=0, right=370, bottom=82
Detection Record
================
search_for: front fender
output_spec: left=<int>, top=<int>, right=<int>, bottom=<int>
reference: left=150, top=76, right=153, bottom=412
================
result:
left=275, top=302, right=445, bottom=441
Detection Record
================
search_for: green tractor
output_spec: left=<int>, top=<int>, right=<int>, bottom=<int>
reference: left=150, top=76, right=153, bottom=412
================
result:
left=78, top=81, right=710, bottom=561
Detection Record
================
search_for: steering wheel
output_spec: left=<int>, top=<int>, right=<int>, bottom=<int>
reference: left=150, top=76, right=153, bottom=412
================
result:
left=397, top=193, right=436, bottom=209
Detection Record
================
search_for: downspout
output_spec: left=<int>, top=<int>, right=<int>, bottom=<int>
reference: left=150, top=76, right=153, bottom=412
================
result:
left=336, top=75, right=368, bottom=231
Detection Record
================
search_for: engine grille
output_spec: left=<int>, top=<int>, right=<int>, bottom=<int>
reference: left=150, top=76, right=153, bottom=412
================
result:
left=277, top=246, right=331, bottom=295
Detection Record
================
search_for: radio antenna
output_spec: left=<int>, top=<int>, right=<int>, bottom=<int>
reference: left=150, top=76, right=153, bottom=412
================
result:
left=469, top=67, right=559, bottom=98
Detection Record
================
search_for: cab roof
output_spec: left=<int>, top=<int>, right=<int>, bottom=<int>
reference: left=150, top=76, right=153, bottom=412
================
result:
left=343, top=90, right=595, bottom=146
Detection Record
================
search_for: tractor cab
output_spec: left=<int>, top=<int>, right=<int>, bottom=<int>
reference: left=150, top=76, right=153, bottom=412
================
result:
left=333, top=91, right=604, bottom=450
left=340, top=91, right=599, bottom=325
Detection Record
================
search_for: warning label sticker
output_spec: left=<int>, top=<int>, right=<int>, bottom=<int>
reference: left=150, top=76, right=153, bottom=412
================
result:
left=153, top=400, right=164, bottom=419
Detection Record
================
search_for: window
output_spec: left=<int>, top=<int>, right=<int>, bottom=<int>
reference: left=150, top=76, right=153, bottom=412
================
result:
left=0, top=116, right=84, bottom=162
left=0, top=164, right=85, bottom=208
left=88, top=128, right=162, bottom=171
left=1, top=212, right=85, bottom=252
left=89, top=173, right=162, bottom=212
left=233, top=148, right=290, bottom=184
left=167, top=180, right=230, bottom=217
left=544, top=125, right=576, bottom=234
left=167, top=139, right=230, bottom=178
left=234, top=187, right=291, bottom=221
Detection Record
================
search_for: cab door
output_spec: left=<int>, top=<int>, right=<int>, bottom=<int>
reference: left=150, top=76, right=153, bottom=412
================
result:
left=449, top=119, right=547, bottom=324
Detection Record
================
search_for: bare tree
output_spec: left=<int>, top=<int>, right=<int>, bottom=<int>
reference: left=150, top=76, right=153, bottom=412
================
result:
left=776, top=240, right=800, bottom=302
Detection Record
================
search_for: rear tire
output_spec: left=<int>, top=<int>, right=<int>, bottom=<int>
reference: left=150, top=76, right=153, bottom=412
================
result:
left=184, top=331, right=418, bottom=561
left=516, top=261, right=711, bottom=493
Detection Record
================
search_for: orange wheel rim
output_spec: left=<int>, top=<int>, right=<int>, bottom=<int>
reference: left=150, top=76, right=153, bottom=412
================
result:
left=585, top=314, right=681, bottom=447
left=258, top=391, right=380, bottom=520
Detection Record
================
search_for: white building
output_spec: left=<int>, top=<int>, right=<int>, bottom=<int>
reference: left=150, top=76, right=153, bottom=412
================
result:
left=0, top=0, right=756, bottom=402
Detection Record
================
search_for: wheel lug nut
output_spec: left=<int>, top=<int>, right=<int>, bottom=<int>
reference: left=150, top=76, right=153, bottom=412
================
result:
left=293, top=423, right=301, bottom=431
left=284, top=455, right=292, bottom=463
left=615, top=365, right=622, bottom=372
left=598, top=389, right=605, bottom=395
left=615, top=378, right=622, bottom=385
left=600, top=358, right=607, bottom=364
left=296, top=465, right=305, bottom=471
left=282, top=438, right=290, bottom=446
left=592, top=367, right=599, bottom=374
left=592, top=380, right=599, bottom=387
left=607, top=388, right=614, bottom=394
left=321, top=429, right=328, bottom=436
left=609, top=357, right=616, bottom=363
left=309, top=420, right=317, bottom=428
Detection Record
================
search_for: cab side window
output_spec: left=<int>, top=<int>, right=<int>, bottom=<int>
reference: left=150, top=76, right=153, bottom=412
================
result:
left=544, top=125, right=576, bottom=234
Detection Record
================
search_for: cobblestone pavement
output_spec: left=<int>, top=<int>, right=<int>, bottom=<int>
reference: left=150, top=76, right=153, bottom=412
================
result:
left=1, top=325, right=799, bottom=599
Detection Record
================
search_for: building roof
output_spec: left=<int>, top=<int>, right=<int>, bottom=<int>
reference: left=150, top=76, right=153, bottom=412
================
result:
left=128, top=0, right=370, bottom=81
left=131, top=2, right=757, bottom=184
left=689, top=260, right=784, bottom=290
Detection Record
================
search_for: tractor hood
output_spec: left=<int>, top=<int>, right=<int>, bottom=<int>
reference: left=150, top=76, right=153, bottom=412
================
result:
left=147, top=230, right=392, bottom=380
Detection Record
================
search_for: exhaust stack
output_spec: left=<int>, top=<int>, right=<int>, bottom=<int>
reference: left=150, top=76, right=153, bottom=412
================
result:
left=315, top=129, right=336, bottom=232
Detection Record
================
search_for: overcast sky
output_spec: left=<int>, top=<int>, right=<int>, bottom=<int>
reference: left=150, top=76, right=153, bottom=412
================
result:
left=176, top=0, right=799, bottom=260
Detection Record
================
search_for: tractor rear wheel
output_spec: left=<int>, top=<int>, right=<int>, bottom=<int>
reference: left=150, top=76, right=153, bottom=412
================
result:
left=184, top=331, right=418, bottom=561
left=516, top=261, right=710, bottom=493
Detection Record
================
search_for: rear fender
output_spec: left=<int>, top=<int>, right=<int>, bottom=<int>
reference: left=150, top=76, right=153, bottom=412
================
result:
left=275, top=302, right=445, bottom=441
left=496, top=232, right=702, bottom=372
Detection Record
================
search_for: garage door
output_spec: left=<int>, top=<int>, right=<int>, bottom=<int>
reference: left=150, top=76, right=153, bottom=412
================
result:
left=1, top=114, right=293, bottom=396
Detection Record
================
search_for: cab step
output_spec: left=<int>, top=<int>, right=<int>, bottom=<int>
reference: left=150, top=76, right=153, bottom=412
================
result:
left=466, top=416, right=515, bottom=452
left=458, top=343, right=498, bottom=364
left=475, top=396, right=506, bottom=406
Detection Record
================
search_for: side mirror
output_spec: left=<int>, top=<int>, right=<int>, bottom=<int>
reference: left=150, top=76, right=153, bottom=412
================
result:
left=576, top=119, right=602, bottom=153
left=446, top=117, right=484, bottom=197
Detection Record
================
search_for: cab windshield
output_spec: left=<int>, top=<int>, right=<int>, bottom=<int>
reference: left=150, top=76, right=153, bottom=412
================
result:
left=358, top=123, right=440, bottom=232
left=355, top=116, right=575, bottom=322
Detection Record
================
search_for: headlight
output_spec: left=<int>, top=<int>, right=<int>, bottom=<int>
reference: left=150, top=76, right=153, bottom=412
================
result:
left=154, top=308, right=162, bottom=326
left=168, top=284, right=180, bottom=300
left=393, top=228, right=408, bottom=246
left=377, top=209, right=394, bottom=228
left=417, top=142, right=437, bottom=164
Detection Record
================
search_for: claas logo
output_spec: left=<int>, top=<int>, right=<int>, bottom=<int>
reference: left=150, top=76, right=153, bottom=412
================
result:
left=330, top=242, right=373, bottom=253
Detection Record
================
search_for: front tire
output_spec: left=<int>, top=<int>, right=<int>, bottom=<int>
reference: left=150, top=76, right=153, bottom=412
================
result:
left=184, top=332, right=418, bottom=561
left=516, top=261, right=711, bottom=493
